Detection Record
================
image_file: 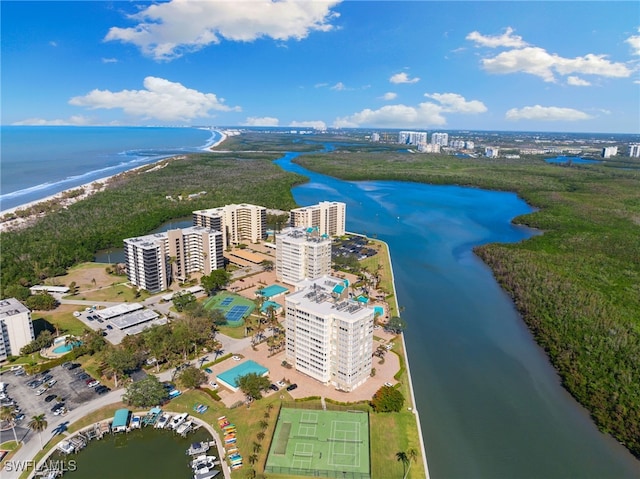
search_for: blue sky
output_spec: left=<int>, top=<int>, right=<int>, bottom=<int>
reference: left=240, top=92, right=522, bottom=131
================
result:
left=2, top=1, right=639, bottom=133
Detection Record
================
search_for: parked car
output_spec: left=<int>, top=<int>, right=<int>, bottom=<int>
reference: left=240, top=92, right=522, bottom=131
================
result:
left=286, top=383, right=298, bottom=391
left=35, top=387, right=47, bottom=396
left=51, top=403, right=65, bottom=412
left=269, top=384, right=279, bottom=391
left=209, top=381, right=218, bottom=389
left=276, top=381, right=286, bottom=388
left=204, top=368, right=213, bottom=374
left=87, top=380, right=100, bottom=388
left=47, top=379, right=57, bottom=387
left=106, top=324, right=113, bottom=330
left=44, top=394, right=57, bottom=403
left=42, top=374, right=53, bottom=382
left=95, top=385, right=110, bottom=395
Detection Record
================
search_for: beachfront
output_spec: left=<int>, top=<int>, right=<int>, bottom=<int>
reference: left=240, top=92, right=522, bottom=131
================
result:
left=0, top=129, right=229, bottom=232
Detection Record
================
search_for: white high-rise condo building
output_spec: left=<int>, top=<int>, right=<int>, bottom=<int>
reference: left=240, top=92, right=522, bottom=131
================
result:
left=276, top=227, right=332, bottom=285
left=0, top=298, right=35, bottom=360
left=193, top=203, right=266, bottom=248
left=124, top=226, right=224, bottom=293
left=485, top=147, right=499, bottom=158
left=289, top=201, right=346, bottom=237
left=628, top=144, right=640, bottom=158
left=398, top=131, right=428, bottom=145
left=285, top=276, right=374, bottom=392
left=431, top=132, right=449, bottom=146
left=602, top=146, right=618, bottom=158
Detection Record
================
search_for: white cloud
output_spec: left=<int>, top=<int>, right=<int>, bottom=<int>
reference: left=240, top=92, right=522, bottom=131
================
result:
left=466, top=27, right=527, bottom=49
left=389, top=72, right=420, bottom=84
left=481, top=47, right=632, bottom=82
left=69, top=77, right=240, bottom=122
left=331, top=82, right=347, bottom=91
left=105, top=0, right=341, bottom=61
left=626, top=29, right=640, bottom=55
left=102, top=58, right=118, bottom=64
left=49, top=41, right=58, bottom=47
left=243, top=116, right=279, bottom=127
left=566, top=76, right=591, bottom=86
left=314, top=82, right=329, bottom=88
left=12, top=115, right=93, bottom=126
left=333, top=92, right=485, bottom=128
left=290, top=120, right=327, bottom=130
left=505, top=105, right=593, bottom=121
left=380, top=92, right=397, bottom=101
left=424, top=93, right=487, bottom=113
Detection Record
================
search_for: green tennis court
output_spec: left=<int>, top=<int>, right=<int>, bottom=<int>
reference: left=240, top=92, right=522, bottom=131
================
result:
left=265, top=407, right=371, bottom=479
left=202, top=292, right=255, bottom=326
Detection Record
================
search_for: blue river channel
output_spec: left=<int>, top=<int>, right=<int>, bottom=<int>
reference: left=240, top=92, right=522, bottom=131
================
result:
left=274, top=151, right=640, bottom=479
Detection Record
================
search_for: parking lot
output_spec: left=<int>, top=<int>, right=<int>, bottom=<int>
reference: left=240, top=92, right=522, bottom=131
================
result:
left=0, top=364, right=107, bottom=443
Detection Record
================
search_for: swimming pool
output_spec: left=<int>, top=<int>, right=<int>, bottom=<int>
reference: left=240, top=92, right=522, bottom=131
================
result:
left=52, top=341, right=82, bottom=354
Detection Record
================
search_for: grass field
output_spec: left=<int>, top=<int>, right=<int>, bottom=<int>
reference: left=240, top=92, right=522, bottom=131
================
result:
left=266, top=407, right=371, bottom=479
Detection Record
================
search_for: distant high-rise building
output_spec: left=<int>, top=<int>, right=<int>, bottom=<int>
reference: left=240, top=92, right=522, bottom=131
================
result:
left=193, top=203, right=266, bottom=248
left=628, top=144, right=640, bottom=158
left=290, top=201, right=346, bottom=237
left=485, top=147, right=499, bottom=158
left=417, top=143, right=440, bottom=153
left=371, top=133, right=380, bottom=142
left=0, top=298, right=35, bottom=360
left=285, top=275, right=374, bottom=392
left=431, top=132, right=449, bottom=146
left=450, top=139, right=465, bottom=149
left=398, top=131, right=428, bottom=145
left=124, top=226, right=224, bottom=293
left=276, top=227, right=332, bottom=285
left=602, top=146, right=618, bottom=158
left=465, top=141, right=475, bottom=150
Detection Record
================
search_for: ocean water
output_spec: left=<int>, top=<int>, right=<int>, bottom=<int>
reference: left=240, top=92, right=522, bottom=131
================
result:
left=0, top=126, right=219, bottom=211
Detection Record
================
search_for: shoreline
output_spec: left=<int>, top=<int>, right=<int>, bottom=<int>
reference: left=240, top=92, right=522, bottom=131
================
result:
left=380, top=237, right=431, bottom=479
left=0, top=130, right=229, bottom=232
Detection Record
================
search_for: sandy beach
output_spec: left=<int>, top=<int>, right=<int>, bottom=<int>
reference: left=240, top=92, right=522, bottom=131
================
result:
left=0, top=130, right=229, bottom=232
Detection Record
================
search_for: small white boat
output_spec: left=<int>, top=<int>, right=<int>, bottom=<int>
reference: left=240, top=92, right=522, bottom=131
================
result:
left=169, top=412, right=188, bottom=430
left=194, top=471, right=219, bottom=479
left=155, top=412, right=171, bottom=429
left=190, top=454, right=217, bottom=469
left=130, top=415, right=141, bottom=429
left=176, top=419, right=193, bottom=435
left=191, top=455, right=219, bottom=474
left=187, top=441, right=210, bottom=455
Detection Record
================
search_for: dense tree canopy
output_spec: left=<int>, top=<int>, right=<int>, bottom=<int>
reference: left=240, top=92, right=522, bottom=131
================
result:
left=237, top=372, right=271, bottom=400
left=123, top=375, right=167, bottom=408
left=371, top=385, right=404, bottom=413
left=177, top=366, right=207, bottom=389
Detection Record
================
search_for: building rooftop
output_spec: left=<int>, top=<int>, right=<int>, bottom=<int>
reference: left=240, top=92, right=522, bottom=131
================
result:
left=96, top=303, right=144, bottom=320
left=0, top=298, right=29, bottom=318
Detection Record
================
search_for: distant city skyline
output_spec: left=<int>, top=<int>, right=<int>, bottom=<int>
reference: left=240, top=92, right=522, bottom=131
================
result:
left=2, top=1, right=639, bottom=133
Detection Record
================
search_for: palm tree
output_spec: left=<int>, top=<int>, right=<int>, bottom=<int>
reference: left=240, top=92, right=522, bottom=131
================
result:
left=245, top=469, right=256, bottom=479
left=256, top=431, right=265, bottom=442
left=248, top=453, right=259, bottom=466
left=266, top=403, right=274, bottom=414
left=0, top=406, right=20, bottom=445
left=259, top=419, right=269, bottom=430
left=252, top=442, right=262, bottom=454
left=28, top=414, right=48, bottom=449
left=396, top=451, right=409, bottom=478
left=404, top=448, right=418, bottom=479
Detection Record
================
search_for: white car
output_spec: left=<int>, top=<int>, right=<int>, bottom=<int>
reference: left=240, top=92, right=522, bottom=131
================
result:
left=232, top=355, right=241, bottom=361
left=209, top=381, right=218, bottom=389
left=276, top=381, right=286, bottom=388
left=384, top=382, right=394, bottom=388
left=73, top=311, right=81, bottom=317
left=35, top=387, right=47, bottom=396
left=47, top=379, right=57, bottom=387
left=87, top=380, right=100, bottom=388
left=10, top=365, right=23, bottom=372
